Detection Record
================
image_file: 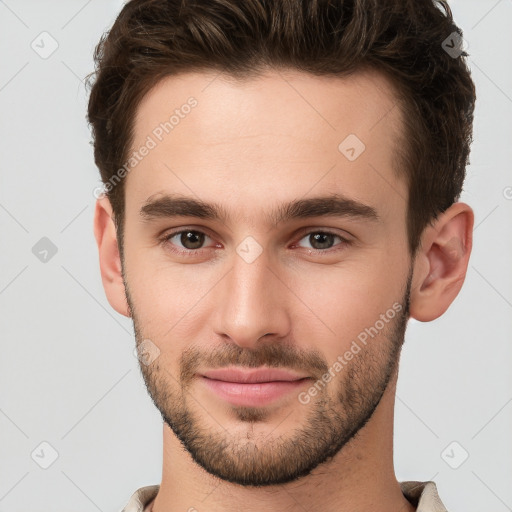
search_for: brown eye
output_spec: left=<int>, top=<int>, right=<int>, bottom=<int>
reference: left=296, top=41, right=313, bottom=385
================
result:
left=308, top=233, right=336, bottom=250
left=297, top=231, right=346, bottom=251
left=179, top=231, right=205, bottom=249
left=164, top=230, right=212, bottom=252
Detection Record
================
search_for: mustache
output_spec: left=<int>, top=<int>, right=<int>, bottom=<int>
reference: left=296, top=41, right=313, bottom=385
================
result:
left=179, top=342, right=329, bottom=385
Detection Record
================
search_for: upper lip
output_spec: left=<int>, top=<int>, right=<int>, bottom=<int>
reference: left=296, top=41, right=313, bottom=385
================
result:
left=201, top=367, right=310, bottom=383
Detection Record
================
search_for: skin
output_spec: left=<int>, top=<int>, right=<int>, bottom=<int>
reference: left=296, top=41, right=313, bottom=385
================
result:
left=94, top=68, right=473, bottom=512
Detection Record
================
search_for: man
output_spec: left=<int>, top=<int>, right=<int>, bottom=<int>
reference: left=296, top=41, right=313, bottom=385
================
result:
left=88, top=0, right=476, bottom=510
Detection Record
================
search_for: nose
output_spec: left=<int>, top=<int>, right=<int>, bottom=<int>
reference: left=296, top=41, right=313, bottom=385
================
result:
left=212, top=247, right=292, bottom=348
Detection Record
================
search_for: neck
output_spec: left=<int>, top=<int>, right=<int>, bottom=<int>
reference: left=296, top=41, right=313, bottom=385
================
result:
left=152, top=373, right=415, bottom=512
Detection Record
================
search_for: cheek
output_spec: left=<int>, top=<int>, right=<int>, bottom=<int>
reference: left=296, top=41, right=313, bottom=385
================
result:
left=289, top=259, right=406, bottom=356
left=125, top=251, right=218, bottom=358
left=125, top=236, right=208, bottom=313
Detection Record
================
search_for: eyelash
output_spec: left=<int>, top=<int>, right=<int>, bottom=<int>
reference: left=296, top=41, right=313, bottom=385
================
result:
left=160, top=228, right=352, bottom=257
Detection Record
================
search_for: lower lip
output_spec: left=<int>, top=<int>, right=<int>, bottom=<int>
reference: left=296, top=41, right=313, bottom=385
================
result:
left=200, top=376, right=311, bottom=407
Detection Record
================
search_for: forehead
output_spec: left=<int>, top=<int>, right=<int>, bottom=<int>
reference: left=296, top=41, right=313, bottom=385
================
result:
left=126, top=67, right=406, bottom=221
left=133, top=66, right=403, bottom=147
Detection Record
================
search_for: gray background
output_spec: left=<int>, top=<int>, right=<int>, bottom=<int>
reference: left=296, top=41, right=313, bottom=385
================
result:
left=1, top=1, right=511, bottom=511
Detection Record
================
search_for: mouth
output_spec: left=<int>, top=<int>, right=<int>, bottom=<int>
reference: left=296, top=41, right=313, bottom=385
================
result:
left=200, top=367, right=310, bottom=383
left=199, top=367, right=312, bottom=407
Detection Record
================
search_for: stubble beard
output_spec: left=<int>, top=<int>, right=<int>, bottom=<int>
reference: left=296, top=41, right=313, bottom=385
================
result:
left=125, top=268, right=412, bottom=487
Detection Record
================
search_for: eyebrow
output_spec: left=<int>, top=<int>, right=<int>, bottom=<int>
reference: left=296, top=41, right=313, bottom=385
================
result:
left=139, top=193, right=379, bottom=226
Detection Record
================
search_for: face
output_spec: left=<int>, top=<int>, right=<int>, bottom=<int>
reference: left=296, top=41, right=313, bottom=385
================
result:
left=121, top=68, right=413, bottom=486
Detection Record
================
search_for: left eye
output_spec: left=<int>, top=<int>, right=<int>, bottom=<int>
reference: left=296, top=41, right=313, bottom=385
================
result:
left=296, top=231, right=348, bottom=251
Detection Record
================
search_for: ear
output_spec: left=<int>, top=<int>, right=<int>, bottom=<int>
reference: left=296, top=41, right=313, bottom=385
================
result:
left=93, top=196, right=131, bottom=318
left=409, top=202, right=474, bottom=322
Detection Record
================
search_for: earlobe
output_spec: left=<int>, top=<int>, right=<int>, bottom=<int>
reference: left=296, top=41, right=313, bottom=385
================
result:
left=93, top=196, right=131, bottom=318
left=409, top=202, right=474, bottom=322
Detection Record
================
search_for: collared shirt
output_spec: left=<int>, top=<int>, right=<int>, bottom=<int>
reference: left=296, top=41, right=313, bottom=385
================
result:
left=120, top=481, right=448, bottom=511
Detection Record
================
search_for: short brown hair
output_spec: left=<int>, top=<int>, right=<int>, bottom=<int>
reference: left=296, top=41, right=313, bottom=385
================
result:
left=87, top=0, right=476, bottom=257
